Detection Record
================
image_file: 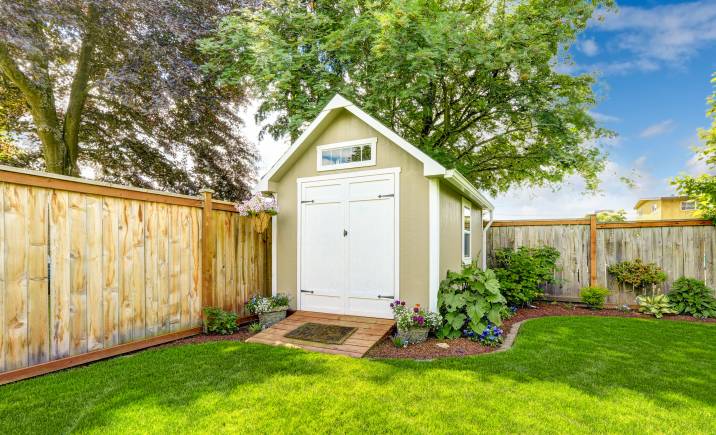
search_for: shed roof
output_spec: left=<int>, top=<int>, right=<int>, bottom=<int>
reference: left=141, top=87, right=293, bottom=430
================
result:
left=258, top=94, right=494, bottom=210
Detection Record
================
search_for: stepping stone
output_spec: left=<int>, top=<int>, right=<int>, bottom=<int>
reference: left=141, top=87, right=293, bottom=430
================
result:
left=436, top=342, right=450, bottom=349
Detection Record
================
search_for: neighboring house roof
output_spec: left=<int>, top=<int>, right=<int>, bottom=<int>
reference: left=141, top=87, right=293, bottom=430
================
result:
left=634, top=196, right=690, bottom=209
left=258, top=94, right=494, bottom=210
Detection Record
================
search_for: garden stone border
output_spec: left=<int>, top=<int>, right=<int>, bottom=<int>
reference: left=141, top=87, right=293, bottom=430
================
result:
left=494, top=320, right=525, bottom=353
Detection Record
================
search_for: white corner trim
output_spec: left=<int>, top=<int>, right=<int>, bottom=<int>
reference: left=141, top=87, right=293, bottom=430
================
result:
left=443, top=169, right=494, bottom=210
left=482, top=209, right=494, bottom=270
left=316, top=137, right=377, bottom=172
left=271, top=214, right=278, bottom=296
left=428, top=178, right=440, bottom=312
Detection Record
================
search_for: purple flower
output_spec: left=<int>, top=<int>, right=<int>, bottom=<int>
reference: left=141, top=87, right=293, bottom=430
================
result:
left=390, top=303, right=394, bottom=308
left=413, top=307, right=419, bottom=313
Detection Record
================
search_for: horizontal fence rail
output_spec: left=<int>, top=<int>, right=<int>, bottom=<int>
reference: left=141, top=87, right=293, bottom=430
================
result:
left=487, top=217, right=716, bottom=304
left=0, top=166, right=270, bottom=383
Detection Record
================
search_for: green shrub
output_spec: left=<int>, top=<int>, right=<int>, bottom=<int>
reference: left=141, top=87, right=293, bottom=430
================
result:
left=491, top=246, right=560, bottom=306
left=202, top=307, right=239, bottom=335
left=607, top=259, right=666, bottom=294
left=580, top=286, right=610, bottom=309
left=636, top=294, right=675, bottom=319
left=391, top=335, right=407, bottom=348
left=668, top=277, right=716, bottom=319
left=437, top=266, right=506, bottom=339
left=247, top=322, right=263, bottom=333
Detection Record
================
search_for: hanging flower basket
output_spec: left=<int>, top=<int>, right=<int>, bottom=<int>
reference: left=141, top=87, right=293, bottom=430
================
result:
left=236, top=194, right=278, bottom=234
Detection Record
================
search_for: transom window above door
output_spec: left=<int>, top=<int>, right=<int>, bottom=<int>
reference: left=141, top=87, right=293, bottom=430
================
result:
left=317, top=138, right=377, bottom=171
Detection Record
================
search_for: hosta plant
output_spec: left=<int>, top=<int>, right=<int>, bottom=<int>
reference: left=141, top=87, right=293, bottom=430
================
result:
left=636, top=294, right=675, bottom=319
left=437, top=266, right=506, bottom=339
left=668, top=277, right=716, bottom=319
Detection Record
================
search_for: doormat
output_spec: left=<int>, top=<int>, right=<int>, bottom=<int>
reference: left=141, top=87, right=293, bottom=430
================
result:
left=284, top=323, right=357, bottom=345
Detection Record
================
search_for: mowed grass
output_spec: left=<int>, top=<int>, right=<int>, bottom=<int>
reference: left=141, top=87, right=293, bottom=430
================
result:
left=0, top=317, right=714, bottom=434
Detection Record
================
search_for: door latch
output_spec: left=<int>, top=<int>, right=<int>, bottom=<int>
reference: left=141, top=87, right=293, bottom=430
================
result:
left=377, top=295, right=395, bottom=299
left=378, top=194, right=394, bottom=198
left=300, top=289, right=314, bottom=294
left=301, top=200, right=314, bottom=204
left=343, top=229, right=348, bottom=237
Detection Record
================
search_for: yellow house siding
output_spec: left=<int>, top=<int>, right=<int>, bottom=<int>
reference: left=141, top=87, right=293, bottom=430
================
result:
left=636, top=197, right=698, bottom=220
left=272, top=109, right=430, bottom=309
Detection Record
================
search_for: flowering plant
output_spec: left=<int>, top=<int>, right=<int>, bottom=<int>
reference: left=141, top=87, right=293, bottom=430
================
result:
left=246, top=293, right=289, bottom=314
left=464, top=322, right=503, bottom=346
left=235, top=193, right=278, bottom=217
left=390, top=300, right=442, bottom=331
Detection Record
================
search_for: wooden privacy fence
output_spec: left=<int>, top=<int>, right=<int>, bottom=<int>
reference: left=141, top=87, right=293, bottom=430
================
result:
left=0, top=166, right=270, bottom=384
left=487, top=217, right=716, bottom=304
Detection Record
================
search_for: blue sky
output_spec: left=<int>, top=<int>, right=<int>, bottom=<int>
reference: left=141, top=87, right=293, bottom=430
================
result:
left=249, top=0, right=716, bottom=219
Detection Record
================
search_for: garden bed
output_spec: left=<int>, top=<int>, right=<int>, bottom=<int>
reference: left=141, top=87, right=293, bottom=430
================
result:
left=364, top=302, right=716, bottom=360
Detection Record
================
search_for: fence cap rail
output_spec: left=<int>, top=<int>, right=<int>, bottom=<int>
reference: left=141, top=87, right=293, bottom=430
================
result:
left=490, top=217, right=713, bottom=228
left=0, top=164, right=242, bottom=210
left=491, top=218, right=590, bottom=227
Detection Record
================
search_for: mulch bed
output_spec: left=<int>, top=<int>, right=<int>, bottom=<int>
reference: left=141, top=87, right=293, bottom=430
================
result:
left=159, top=327, right=256, bottom=348
left=364, top=302, right=716, bottom=360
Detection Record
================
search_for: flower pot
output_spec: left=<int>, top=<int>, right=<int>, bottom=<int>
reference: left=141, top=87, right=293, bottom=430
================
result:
left=258, top=309, right=287, bottom=328
left=251, top=212, right=272, bottom=234
left=397, top=326, right=430, bottom=344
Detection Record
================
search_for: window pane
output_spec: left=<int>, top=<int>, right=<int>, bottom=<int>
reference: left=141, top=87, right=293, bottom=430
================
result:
left=463, top=206, right=471, bottom=231
left=321, top=143, right=373, bottom=167
left=362, top=144, right=372, bottom=161
left=463, top=232, right=471, bottom=258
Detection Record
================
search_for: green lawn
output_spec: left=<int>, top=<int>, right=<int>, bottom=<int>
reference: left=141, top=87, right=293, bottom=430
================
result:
left=1, top=317, right=714, bottom=434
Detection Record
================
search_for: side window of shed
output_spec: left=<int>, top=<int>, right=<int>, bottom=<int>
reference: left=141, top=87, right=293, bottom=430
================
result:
left=462, top=199, right=471, bottom=263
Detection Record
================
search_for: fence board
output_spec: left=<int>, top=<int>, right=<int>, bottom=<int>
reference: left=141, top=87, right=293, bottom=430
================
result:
left=488, top=219, right=716, bottom=303
left=0, top=167, right=271, bottom=378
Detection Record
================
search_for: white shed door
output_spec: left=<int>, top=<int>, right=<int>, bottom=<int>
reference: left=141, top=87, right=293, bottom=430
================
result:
left=299, top=171, right=397, bottom=318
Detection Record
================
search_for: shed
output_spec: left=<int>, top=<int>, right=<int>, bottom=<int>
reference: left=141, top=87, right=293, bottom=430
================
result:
left=258, top=95, right=494, bottom=318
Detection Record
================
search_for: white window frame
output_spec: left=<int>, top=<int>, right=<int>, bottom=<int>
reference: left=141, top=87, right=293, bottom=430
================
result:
left=651, top=204, right=658, bottom=213
left=462, top=198, right=472, bottom=264
left=681, top=201, right=696, bottom=211
left=316, top=137, right=377, bottom=172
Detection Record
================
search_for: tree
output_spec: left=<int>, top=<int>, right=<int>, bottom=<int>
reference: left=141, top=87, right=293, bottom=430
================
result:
left=0, top=1, right=257, bottom=200
left=592, top=209, right=627, bottom=223
left=201, top=0, right=614, bottom=195
left=673, top=74, right=716, bottom=223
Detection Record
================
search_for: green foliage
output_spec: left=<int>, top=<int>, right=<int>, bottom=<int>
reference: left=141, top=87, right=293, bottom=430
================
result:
left=672, top=74, right=716, bottom=223
left=594, top=209, right=627, bottom=223
left=580, top=286, right=610, bottom=310
left=668, top=277, right=716, bottom=319
left=246, top=294, right=290, bottom=315
left=636, top=294, right=675, bottom=319
left=437, top=266, right=506, bottom=339
left=491, top=247, right=560, bottom=306
left=247, top=322, right=263, bottom=334
left=201, top=0, right=615, bottom=195
left=202, top=307, right=238, bottom=335
left=607, top=259, right=667, bottom=293
left=391, top=335, right=407, bottom=348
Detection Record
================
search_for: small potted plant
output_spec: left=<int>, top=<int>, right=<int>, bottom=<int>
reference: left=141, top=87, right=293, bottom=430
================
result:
left=235, top=193, right=278, bottom=234
left=391, top=300, right=442, bottom=344
left=246, top=293, right=290, bottom=328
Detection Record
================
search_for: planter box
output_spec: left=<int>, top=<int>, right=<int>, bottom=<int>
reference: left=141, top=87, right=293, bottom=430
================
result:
left=258, top=309, right=287, bottom=328
left=397, top=327, right=430, bottom=344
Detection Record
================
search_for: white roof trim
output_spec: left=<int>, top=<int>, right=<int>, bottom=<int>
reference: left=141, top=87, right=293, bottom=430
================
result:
left=257, top=94, right=490, bottom=211
left=444, top=169, right=494, bottom=210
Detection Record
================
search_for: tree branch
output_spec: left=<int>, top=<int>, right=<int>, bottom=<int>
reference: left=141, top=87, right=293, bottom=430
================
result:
left=63, top=5, right=98, bottom=175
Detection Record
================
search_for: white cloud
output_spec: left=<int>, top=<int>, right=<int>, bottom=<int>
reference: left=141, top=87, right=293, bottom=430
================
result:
left=588, top=111, right=620, bottom=123
left=491, top=157, right=664, bottom=220
left=579, top=39, right=599, bottom=57
left=240, top=101, right=290, bottom=179
left=639, top=119, right=675, bottom=138
left=591, top=1, right=716, bottom=73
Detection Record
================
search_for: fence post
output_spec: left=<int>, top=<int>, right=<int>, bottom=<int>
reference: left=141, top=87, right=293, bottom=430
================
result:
left=589, top=214, right=597, bottom=287
left=200, top=188, right=214, bottom=309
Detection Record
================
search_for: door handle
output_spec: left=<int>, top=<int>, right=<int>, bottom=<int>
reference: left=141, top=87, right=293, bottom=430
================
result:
left=377, top=295, right=395, bottom=299
left=343, top=229, right=348, bottom=237
left=301, top=200, right=314, bottom=204
left=378, top=194, right=394, bottom=198
left=300, top=289, right=314, bottom=294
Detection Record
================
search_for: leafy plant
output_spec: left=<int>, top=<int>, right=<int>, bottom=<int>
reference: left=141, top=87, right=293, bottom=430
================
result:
left=607, top=259, right=667, bottom=295
left=247, top=322, right=263, bottom=334
left=203, top=307, right=238, bottom=335
left=391, top=335, right=407, bottom=348
left=246, top=294, right=289, bottom=315
left=491, top=247, right=560, bottom=306
left=668, top=277, right=716, bottom=319
left=437, top=266, right=506, bottom=339
left=580, top=286, right=611, bottom=310
left=636, top=295, right=675, bottom=319
left=390, top=301, right=442, bottom=331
